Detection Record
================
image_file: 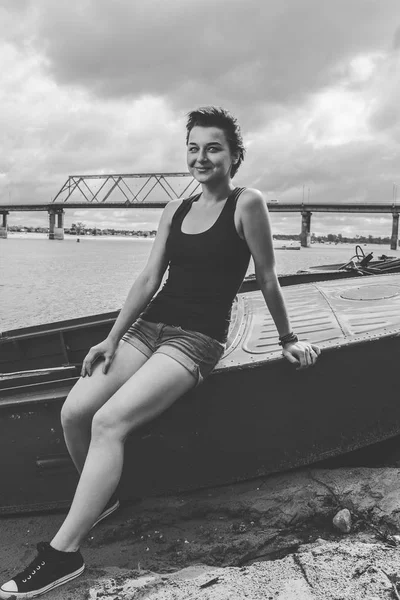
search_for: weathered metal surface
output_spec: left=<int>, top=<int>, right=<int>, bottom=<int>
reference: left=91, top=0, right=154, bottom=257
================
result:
left=220, top=275, right=400, bottom=367
left=0, top=319, right=115, bottom=374
left=0, top=367, right=78, bottom=389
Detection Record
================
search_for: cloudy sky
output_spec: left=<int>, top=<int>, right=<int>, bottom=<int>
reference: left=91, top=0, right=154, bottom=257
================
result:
left=1, top=0, right=399, bottom=237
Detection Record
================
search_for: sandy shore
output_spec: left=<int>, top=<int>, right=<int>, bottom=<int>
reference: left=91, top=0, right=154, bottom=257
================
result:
left=1, top=464, right=400, bottom=599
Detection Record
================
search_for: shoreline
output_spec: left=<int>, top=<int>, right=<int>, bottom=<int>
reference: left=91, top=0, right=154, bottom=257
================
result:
left=4, top=232, right=396, bottom=249
left=5, top=232, right=155, bottom=241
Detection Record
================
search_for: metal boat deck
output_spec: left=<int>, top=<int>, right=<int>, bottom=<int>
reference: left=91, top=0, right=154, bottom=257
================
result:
left=218, top=274, right=400, bottom=370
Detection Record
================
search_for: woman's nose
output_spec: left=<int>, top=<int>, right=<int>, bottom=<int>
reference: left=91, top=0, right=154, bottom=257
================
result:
left=198, top=149, right=207, bottom=162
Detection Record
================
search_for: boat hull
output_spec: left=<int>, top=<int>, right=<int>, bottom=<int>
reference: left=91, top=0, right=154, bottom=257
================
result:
left=1, top=337, right=400, bottom=515
left=3, top=274, right=400, bottom=514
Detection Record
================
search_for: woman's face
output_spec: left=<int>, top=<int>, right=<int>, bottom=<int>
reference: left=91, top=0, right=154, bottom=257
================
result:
left=187, top=126, right=237, bottom=184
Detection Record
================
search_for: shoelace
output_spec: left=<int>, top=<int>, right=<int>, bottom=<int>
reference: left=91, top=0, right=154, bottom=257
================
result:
left=18, top=542, right=49, bottom=583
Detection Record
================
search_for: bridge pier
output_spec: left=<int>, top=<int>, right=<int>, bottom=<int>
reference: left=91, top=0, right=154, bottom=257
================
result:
left=0, top=211, right=9, bottom=239
left=48, top=209, right=64, bottom=240
left=300, top=211, right=311, bottom=248
left=391, top=213, right=399, bottom=250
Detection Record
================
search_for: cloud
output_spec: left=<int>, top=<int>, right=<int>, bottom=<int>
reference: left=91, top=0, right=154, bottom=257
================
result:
left=23, top=0, right=398, bottom=110
left=1, top=0, right=400, bottom=240
left=368, top=53, right=400, bottom=136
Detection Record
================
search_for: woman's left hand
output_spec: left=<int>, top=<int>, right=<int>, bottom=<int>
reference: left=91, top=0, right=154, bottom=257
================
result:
left=282, top=341, right=321, bottom=370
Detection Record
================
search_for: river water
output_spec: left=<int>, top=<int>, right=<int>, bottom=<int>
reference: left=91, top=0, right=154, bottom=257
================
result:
left=1, top=233, right=399, bottom=332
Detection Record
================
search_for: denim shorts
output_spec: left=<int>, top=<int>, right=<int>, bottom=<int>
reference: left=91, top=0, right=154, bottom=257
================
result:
left=121, top=318, right=226, bottom=385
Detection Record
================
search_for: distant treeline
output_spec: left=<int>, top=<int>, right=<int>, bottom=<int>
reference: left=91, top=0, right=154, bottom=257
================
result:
left=8, top=226, right=157, bottom=237
left=274, top=233, right=393, bottom=245
left=9, top=226, right=393, bottom=244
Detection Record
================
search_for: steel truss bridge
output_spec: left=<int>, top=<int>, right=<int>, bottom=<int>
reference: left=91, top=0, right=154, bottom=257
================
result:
left=0, top=173, right=200, bottom=239
left=0, top=172, right=399, bottom=248
left=51, top=172, right=201, bottom=208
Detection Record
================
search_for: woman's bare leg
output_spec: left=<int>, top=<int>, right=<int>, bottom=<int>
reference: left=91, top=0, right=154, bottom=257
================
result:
left=61, top=341, right=149, bottom=474
left=51, top=353, right=196, bottom=552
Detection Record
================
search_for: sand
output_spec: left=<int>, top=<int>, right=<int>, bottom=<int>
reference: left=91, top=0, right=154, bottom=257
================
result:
left=1, top=465, right=400, bottom=599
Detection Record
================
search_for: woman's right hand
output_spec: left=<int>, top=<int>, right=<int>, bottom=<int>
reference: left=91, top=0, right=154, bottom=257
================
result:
left=81, top=337, right=118, bottom=377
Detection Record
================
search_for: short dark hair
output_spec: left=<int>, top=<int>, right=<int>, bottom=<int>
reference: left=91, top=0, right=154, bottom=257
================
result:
left=186, top=106, right=245, bottom=178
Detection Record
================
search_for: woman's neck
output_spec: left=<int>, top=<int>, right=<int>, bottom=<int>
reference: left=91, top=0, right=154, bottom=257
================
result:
left=199, top=180, right=235, bottom=205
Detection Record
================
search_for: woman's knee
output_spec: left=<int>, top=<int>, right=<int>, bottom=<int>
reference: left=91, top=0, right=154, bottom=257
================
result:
left=91, top=406, right=134, bottom=443
left=61, top=389, right=92, bottom=431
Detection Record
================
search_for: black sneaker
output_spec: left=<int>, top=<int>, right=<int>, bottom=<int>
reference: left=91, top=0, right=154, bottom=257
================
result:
left=0, top=542, right=85, bottom=599
left=91, top=492, right=120, bottom=529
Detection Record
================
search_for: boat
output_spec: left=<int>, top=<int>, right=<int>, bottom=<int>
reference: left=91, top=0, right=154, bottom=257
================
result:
left=273, top=240, right=301, bottom=250
left=298, top=244, right=400, bottom=277
left=2, top=273, right=400, bottom=515
left=3, top=254, right=396, bottom=378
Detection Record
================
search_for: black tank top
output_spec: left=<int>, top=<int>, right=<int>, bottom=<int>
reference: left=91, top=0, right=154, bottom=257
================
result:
left=141, top=187, right=251, bottom=342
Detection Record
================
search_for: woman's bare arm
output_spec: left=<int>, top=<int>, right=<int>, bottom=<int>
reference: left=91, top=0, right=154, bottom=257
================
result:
left=106, top=199, right=181, bottom=344
left=81, top=199, right=181, bottom=376
left=238, top=188, right=320, bottom=369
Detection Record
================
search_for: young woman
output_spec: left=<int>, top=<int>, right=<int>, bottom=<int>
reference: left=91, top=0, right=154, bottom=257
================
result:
left=0, top=107, right=320, bottom=599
